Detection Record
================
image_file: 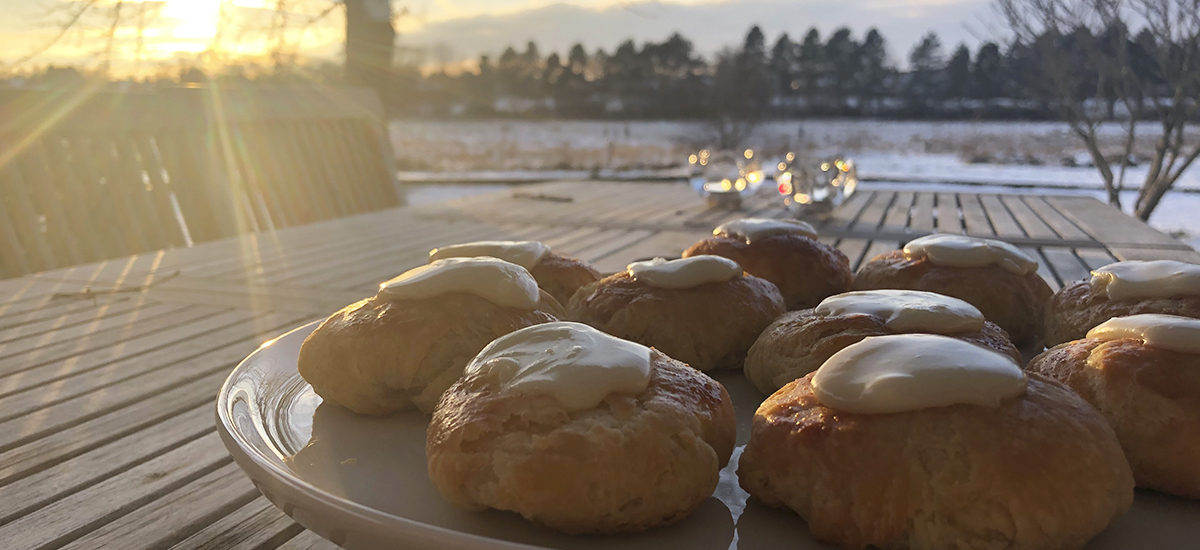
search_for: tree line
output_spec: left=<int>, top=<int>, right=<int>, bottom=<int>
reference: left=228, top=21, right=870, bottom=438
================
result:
left=402, top=26, right=1060, bottom=120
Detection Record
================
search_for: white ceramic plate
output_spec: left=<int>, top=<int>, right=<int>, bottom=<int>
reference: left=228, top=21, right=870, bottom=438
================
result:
left=217, top=321, right=1200, bottom=550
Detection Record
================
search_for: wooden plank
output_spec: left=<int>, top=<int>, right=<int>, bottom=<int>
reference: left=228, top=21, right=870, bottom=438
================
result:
left=0, top=372, right=226, bottom=484
left=1108, top=247, right=1200, bottom=262
left=0, top=405, right=213, bottom=524
left=17, top=144, right=87, bottom=267
left=2, top=159, right=60, bottom=272
left=958, top=194, right=995, bottom=237
left=935, top=192, right=961, bottom=233
left=591, top=230, right=711, bottom=273
left=860, top=240, right=901, bottom=268
left=1020, top=246, right=1060, bottom=291
left=575, top=229, right=656, bottom=264
left=139, top=276, right=368, bottom=315
left=169, top=496, right=302, bottom=550
left=1023, top=196, right=1092, bottom=241
left=0, top=433, right=231, bottom=550
left=1001, top=195, right=1057, bottom=240
left=909, top=192, right=935, bottom=233
left=0, top=309, right=307, bottom=406
left=1075, top=248, right=1118, bottom=269
left=1040, top=247, right=1091, bottom=285
left=979, top=195, right=1025, bottom=238
left=837, top=238, right=871, bottom=271
left=36, top=137, right=107, bottom=264
left=0, top=297, right=147, bottom=347
left=0, top=279, right=101, bottom=321
left=821, top=190, right=874, bottom=232
left=0, top=301, right=187, bottom=366
left=56, top=462, right=259, bottom=550
left=878, top=191, right=914, bottom=235
left=851, top=191, right=894, bottom=233
left=1045, top=196, right=1186, bottom=247
left=277, top=530, right=341, bottom=550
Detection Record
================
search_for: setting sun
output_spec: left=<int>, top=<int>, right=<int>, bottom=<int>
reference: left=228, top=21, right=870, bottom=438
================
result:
left=161, top=0, right=222, bottom=40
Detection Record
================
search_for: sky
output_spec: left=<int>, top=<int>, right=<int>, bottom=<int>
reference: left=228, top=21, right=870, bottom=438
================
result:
left=0, top=0, right=1005, bottom=75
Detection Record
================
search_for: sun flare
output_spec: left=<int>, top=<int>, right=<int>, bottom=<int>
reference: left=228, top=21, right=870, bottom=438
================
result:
left=162, top=0, right=222, bottom=40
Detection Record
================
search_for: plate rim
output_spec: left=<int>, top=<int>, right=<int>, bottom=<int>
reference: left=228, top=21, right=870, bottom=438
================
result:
left=214, top=320, right=550, bottom=550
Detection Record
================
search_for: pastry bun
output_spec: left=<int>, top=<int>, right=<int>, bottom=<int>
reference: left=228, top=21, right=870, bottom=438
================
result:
left=429, top=240, right=601, bottom=305
left=1044, top=279, right=1200, bottom=347
left=744, top=307, right=1021, bottom=395
left=853, top=250, right=1052, bottom=346
left=427, top=349, right=736, bottom=534
left=1026, top=335, right=1200, bottom=499
left=527, top=251, right=602, bottom=305
left=567, top=264, right=785, bottom=371
left=738, top=371, right=1134, bottom=550
left=299, top=290, right=563, bottom=415
left=683, top=232, right=851, bottom=310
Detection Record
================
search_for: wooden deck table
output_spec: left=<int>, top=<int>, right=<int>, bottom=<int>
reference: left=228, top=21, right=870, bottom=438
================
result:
left=1, top=181, right=1196, bottom=550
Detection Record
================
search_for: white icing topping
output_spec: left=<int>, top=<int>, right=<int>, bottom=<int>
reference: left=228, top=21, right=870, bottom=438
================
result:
left=714, top=218, right=818, bottom=242
left=811, top=334, right=1027, bottom=414
left=903, top=234, right=1038, bottom=275
left=464, top=322, right=653, bottom=410
left=378, top=257, right=540, bottom=309
left=815, top=290, right=985, bottom=334
left=1090, top=260, right=1200, bottom=302
left=428, top=241, right=550, bottom=271
left=626, top=256, right=742, bottom=289
left=1087, top=314, right=1200, bottom=354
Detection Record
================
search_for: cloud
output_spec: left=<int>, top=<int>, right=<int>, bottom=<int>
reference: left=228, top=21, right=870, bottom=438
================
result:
left=400, top=0, right=1003, bottom=68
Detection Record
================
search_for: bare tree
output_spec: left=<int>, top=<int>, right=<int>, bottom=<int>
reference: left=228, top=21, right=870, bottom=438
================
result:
left=12, top=0, right=162, bottom=75
left=13, top=0, right=400, bottom=91
left=705, top=48, right=759, bottom=150
left=1130, top=0, right=1200, bottom=218
left=997, top=0, right=1200, bottom=220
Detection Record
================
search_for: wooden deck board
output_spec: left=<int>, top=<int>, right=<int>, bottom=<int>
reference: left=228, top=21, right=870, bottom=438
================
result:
left=1, top=179, right=1196, bottom=550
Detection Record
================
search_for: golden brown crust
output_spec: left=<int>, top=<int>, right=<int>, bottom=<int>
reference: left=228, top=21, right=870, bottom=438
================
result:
left=565, top=271, right=786, bottom=371
left=1043, top=279, right=1200, bottom=347
left=426, top=352, right=736, bottom=534
left=297, top=291, right=564, bottom=415
left=1026, top=338, right=1200, bottom=499
left=528, top=252, right=602, bottom=305
left=852, top=250, right=1053, bottom=346
left=683, top=234, right=852, bottom=310
left=744, top=309, right=1022, bottom=394
left=738, top=372, right=1133, bottom=550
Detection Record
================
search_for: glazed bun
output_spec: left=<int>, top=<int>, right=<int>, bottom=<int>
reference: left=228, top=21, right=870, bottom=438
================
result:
left=743, top=290, right=1021, bottom=395
left=1027, top=314, right=1200, bottom=499
left=852, top=235, right=1053, bottom=346
left=427, top=322, right=736, bottom=534
left=567, top=256, right=785, bottom=371
left=683, top=218, right=851, bottom=310
left=298, top=258, right=564, bottom=415
left=740, top=335, right=1133, bottom=550
left=1044, top=260, right=1200, bottom=347
left=429, top=240, right=601, bottom=305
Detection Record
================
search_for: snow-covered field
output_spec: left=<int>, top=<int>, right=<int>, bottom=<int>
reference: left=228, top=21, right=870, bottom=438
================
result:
left=390, top=119, right=1200, bottom=247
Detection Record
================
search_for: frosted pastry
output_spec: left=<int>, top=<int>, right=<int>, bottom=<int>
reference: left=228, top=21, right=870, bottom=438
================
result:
left=427, top=322, right=736, bottom=533
left=567, top=256, right=785, bottom=371
left=743, top=290, right=1020, bottom=394
left=683, top=218, right=851, bottom=310
left=297, top=258, right=564, bottom=415
left=429, top=240, right=600, bottom=305
left=1028, top=314, right=1200, bottom=498
left=852, top=234, right=1053, bottom=346
left=1043, top=260, right=1200, bottom=346
left=740, top=334, right=1134, bottom=550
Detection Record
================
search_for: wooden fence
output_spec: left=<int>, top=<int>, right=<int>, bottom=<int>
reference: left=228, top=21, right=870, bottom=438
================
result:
left=0, top=85, right=401, bottom=279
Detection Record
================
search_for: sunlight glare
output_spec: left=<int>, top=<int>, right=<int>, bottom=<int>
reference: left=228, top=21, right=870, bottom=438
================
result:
left=163, top=0, right=222, bottom=40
